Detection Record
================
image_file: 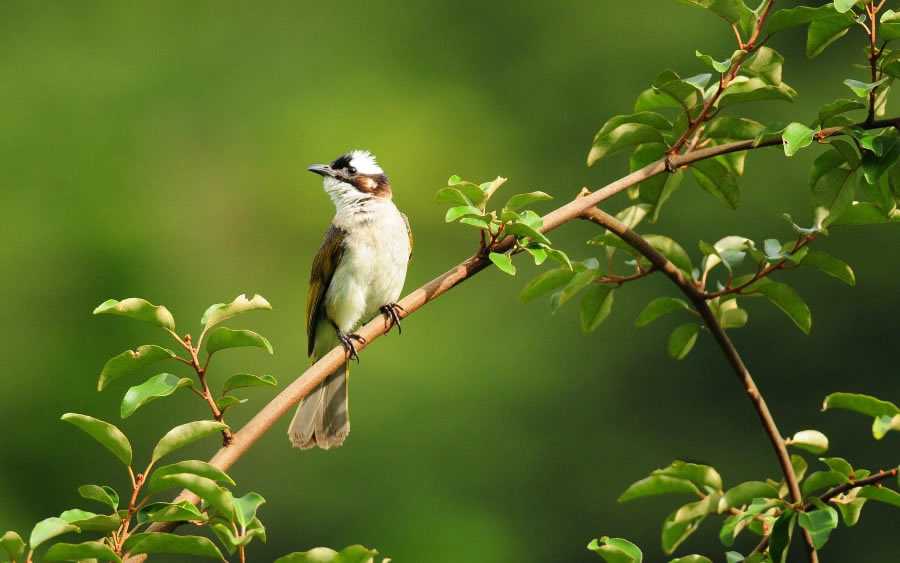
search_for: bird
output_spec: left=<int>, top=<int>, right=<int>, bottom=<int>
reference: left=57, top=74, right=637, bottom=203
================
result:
left=289, top=150, right=412, bottom=449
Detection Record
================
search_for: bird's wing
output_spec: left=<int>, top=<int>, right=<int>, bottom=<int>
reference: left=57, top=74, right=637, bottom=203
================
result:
left=401, top=212, right=413, bottom=260
left=307, top=224, right=347, bottom=357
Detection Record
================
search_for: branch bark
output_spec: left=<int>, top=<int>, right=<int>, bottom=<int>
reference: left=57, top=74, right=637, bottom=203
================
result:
left=125, top=115, right=900, bottom=561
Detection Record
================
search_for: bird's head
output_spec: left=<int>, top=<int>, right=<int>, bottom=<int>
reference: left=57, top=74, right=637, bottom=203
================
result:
left=308, top=150, right=392, bottom=209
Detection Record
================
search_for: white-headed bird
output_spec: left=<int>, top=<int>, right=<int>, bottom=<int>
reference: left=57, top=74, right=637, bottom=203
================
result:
left=289, top=150, right=412, bottom=449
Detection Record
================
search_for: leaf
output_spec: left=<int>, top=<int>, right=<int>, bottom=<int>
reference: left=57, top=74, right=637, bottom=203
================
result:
left=222, top=373, right=277, bottom=394
left=807, top=12, right=856, bottom=58
left=669, top=557, right=712, bottom=563
left=643, top=171, right=684, bottom=223
left=812, top=168, right=856, bottom=230
left=587, top=536, right=643, bottom=563
left=844, top=77, right=890, bottom=98
left=200, top=294, right=272, bottom=330
left=723, top=481, right=779, bottom=509
left=861, top=135, right=900, bottom=184
left=635, top=297, right=690, bottom=328
left=655, top=460, right=723, bottom=491
left=447, top=174, right=461, bottom=185
left=147, top=460, right=235, bottom=493
left=696, top=49, right=745, bottom=73
left=29, top=518, right=79, bottom=550
left=77, top=485, right=119, bottom=510
left=0, top=531, right=25, bottom=562
left=802, top=470, right=849, bottom=496
left=668, top=323, right=700, bottom=360
left=690, top=159, right=740, bottom=209
left=662, top=509, right=704, bottom=554
left=782, top=123, right=819, bottom=157
left=504, top=222, right=551, bottom=246
left=98, top=345, right=176, bottom=391
left=829, top=201, right=896, bottom=226
left=157, top=474, right=235, bottom=520
left=873, top=414, right=900, bottom=439
left=151, top=420, right=229, bottom=464
left=768, top=5, right=836, bottom=35
left=206, top=328, right=273, bottom=355
left=718, top=299, right=748, bottom=329
left=137, top=501, right=207, bottom=524
left=444, top=205, right=485, bottom=222
left=551, top=269, right=598, bottom=312
left=828, top=139, right=861, bottom=169
left=588, top=112, right=670, bottom=165
left=743, top=47, right=784, bottom=86
left=274, top=545, right=381, bottom=563
left=643, top=235, right=693, bottom=274
left=93, top=298, right=175, bottom=331
left=58, top=509, right=121, bottom=533
left=858, top=485, right=900, bottom=507
left=836, top=489, right=866, bottom=526
left=704, top=117, right=764, bottom=140
left=44, top=541, right=122, bottom=563
left=503, top=191, right=552, bottom=213
left=769, top=509, right=796, bottom=563
left=520, top=268, right=576, bottom=303
left=786, top=429, right=829, bottom=454
left=800, top=251, right=855, bottom=286
left=674, top=0, right=745, bottom=27
left=489, top=252, right=516, bottom=275
left=124, top=533, right=225, bottom=560
left=232, top=492, right=266, bottom=528
left=435, top=187, right=469, bottom=206
left=822, top=392, right=900, bottom=417
left=580, top=285, right=615, bottom=333
left=833, top=0, right=859, bottom=12
left=60, top=413, right=132, bottom=466
left=121, top=373, right=193, bottom=418
left=818, top=98, right=866, bottom=125
left=716, top=77, right=794, bottom=109
left=754, top=281, right=811, bottom=334
left=618, top=475, right=698, bottom=502
left=753, top=122, right=789, bottom=146
left=797, top=507, right=838, bottom=549
left=216, top=395, right=247, bottom=412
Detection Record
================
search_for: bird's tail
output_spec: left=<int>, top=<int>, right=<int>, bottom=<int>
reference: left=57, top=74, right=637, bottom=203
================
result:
left=289, top=342, right=350, bottom=449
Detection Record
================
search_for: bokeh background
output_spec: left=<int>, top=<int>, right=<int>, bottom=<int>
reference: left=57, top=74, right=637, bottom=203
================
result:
left=1, top=1, right=898, bottom=561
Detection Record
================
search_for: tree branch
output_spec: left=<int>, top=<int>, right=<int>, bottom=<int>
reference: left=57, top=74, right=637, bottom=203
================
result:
left=125, top=114, right=900, bottom=561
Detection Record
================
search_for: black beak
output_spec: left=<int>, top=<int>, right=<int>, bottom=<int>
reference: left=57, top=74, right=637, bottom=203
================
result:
left=307, top=164, right=335, bottom=177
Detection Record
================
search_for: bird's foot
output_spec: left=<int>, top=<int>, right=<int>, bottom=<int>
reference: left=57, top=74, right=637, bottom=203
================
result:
left=337, top=330, right=365, bottom=363
left=381, top=302, right=407, bottom=334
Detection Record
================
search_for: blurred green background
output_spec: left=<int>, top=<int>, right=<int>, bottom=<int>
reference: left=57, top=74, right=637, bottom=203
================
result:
left=1, top=1, right=898, bottom=561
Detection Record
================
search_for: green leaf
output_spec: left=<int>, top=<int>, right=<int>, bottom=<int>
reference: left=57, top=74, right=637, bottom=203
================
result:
left=696, top=49, right=746, bottom=74
left=551, top=269, right=598, bottom=312
left=274, top=545, right=381, bottom=563
left=206, top=327, right=273, bottom=355
left=545, top=247, right=573, bottom=270
left=662, top=509, right=704, bottom=554
left=768, top=5, right=836, bottom=35
left=98, top=345, right=176, bottom=391
left=447, top=174, right=461, bottom=185
left=753, top=122, right=789, bottom=146
left=690, top=159, right=740, bottom=209
left=147, top=460, right=235, bottom=493
left=580, top=285, right=615, bottom=333
left=121, top=373, right=193, bottom=418
left=800, top=251, right=855, bottom=285
left=669, top=557, right=712, bottom=563
left=504, top=222, right=551, bottom=246
left=717, top=299, right=748, bottom=329
left=58, top=509, right=121, bottom=533
left=833, top=0, right=859, bottom=12
left=704, top=117, right=764, bottom=140
left=157, top=474, right=235, bottom=520
left=0, top=531, right=25, bottom=562
left=723, top=481, right=778, bottom=509
left=668, top=323, right=700, bottom=360
left=643, top=235, right=693, bottom=274
left=124, top=533, right=225, bottom=560
left=802, top=470, right=849, bottom=496
left=716, top=77, right=794, bottom=109
left=151, top=420, right=229, bottom=464
left=200, top=294, right=271, bottom=330
left=60, top=413, right=132, bottom=466
left=488, top=252, right=516, bottom=275
left=635, top=297, right=690, bottom=328
left=618, top=475, right=699, bottom=502
left=674, top=0, right=744, bottom=27
left=232, top=492, right=266, bottom=528
left=520, top=268, right=576, bottom=303
left=754, top=281, right=811, bottom=334
left=828, top=139, right=861, bottom=169
left=829, top=201, right=897, bottom=226
left=743, top=47, right=784, bottom=86
left=222, top=373, right=277, bottom=394
left=435, top=187, right=469, bottom=205
left=77, top=485, right=119, bottom=510
left=873, top=414, right=900, bottom=439
left=786, top=429, right=829, bottom=454
left=29, top=518, right=79, bottom=550
left=858, top=485, right=900, bottom=507
left=822, top=392, right=900, bottom=417
left=861, top=135, right=900, bottom=184
left=137, top=501, right=207, bottom=524
left=216, top=395, right=248, bottom=412
left=242, top=516, right=267, bottom=545
left=503, top=191, right=552, bottom=213
left=654, top=460, right=723, bottom=491
left=588, top=112, right=670, bottom=165
left=807, top=12, right=856, bottom=58
left=587, top=536, right=642, bottom=563
left=769, top=509, right=796, bottom=563
left=844, top=77, right=890, bottom=98
left=812, top=168, right=856, bottom=230
left=818, top=98, right=866, bottom=125
left=643, top=171, right=684, bottom=223
left=782, top=123, right=819, bottom=157
left=93, top=297, right=175, bottom=331
left=820, top=457, right=853, bottom=476
left=797, top=507, right=838, bottom=549
left=44, top=541, right=122, bottom=563
left=444, top=205, right=485, bottom=222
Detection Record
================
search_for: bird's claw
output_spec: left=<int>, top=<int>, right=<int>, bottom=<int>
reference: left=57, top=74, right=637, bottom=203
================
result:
left=381, top=302, right=406, bottom=334
left=337, top=330, right=364, bottom=363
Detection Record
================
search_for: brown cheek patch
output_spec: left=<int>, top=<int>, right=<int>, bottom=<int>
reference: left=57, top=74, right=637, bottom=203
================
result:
left=355, top=174, right=392, bottom=197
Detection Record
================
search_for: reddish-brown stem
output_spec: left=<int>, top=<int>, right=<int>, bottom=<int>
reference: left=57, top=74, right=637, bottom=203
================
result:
left=182, top=334, right=234, bottom=445
left=703, top=233, right=817, bottom=298
left=115, top=470, right=145, bottom=553
left=867, top=2, right=882, bottom=123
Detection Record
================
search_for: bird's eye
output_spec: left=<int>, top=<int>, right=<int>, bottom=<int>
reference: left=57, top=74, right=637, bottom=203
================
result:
left=347, top=166, right=357, bottom=175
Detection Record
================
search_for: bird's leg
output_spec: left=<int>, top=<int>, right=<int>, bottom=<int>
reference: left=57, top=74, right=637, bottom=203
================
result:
left=331, top=320, right=365, bottom=363
left=380, top=302, right=406, bottom=334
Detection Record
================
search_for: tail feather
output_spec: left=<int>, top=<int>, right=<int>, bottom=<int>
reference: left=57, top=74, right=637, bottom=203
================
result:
left=289, top=361, right=349, bottom=449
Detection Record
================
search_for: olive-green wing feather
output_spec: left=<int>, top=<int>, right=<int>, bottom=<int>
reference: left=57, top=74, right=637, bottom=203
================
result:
left=306, top=224, right=347, bottom=357
left=401, top=212, right=413, bottom=260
